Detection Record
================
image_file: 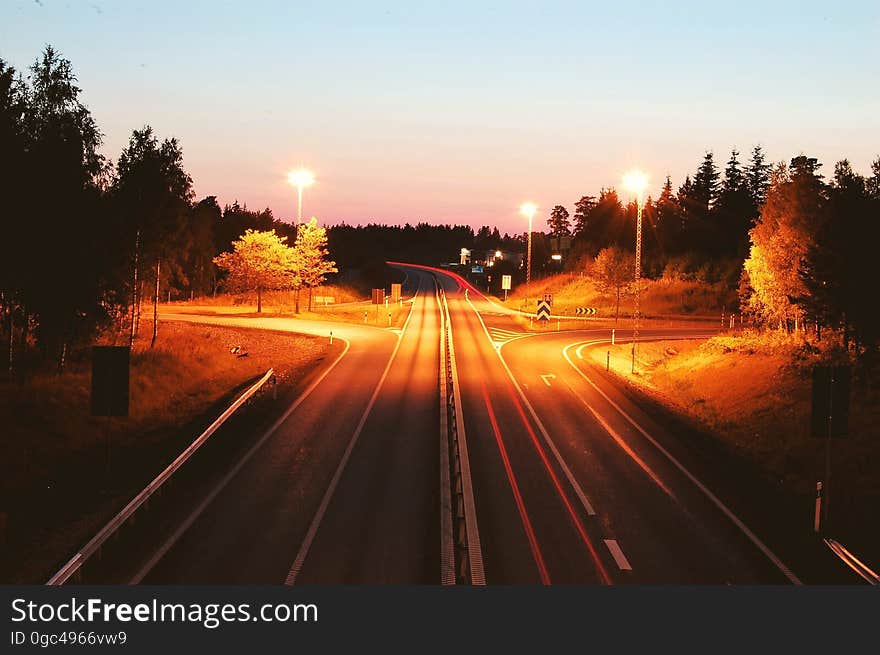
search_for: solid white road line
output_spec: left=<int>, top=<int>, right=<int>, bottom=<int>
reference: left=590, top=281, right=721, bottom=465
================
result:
left=130, top=336, right=353, bottom=584
left=604, top=539, right=632, bottom=571
left=559, top=376, right=677, bottom=500
left=562, top=340, right=802, bottom=585
left=465, top=295, right=597, bottom=517
left=284, top=285, right=421, bottom=585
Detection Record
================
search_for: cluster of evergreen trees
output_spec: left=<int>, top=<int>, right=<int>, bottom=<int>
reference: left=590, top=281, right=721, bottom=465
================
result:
left=543, top=148, right=880, bottom=358
left=545, top=147, right=774, bottom=280
left=327, top=222, right=521, bottom=271
left=0, top=48, right=300, bottom=374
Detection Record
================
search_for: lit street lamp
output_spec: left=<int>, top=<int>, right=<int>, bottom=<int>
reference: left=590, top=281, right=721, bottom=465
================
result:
left=288, top=168, right=315, bottom=224
left=520, top=202, right=537, bottom=288
left=622, top=169, right=649, bottom=373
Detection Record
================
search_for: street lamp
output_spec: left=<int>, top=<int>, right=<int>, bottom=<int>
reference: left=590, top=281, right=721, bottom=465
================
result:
left=520, top=202, right=537, bottom=288
left=288, top=168, right=315, bottom=224
left=622, top=169, right=649, bottom=373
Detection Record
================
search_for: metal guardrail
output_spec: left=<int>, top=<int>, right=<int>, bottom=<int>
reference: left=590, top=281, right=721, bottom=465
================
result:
left=47, top=368, right=276, bottom=585
left=824, top=538, right=880, bottom=585
left=437, top=282, right=485, bottom=585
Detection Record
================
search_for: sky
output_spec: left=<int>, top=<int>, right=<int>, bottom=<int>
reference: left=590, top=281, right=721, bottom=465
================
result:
left=2, top=1, right=878, bottom=234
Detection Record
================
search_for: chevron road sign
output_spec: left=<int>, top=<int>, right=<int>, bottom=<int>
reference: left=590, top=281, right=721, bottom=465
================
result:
left=575, top=307, right=597, bottom=315
left=536, top=300, right=551, bottom=322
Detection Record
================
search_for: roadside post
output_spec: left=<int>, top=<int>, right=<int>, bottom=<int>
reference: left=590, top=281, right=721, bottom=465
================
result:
left=810, top=365, right=851, bottom=532
left=329, top=330, right=333, bottom=345
left=372, top=288, right=384, bottom=322
left=612, top=328, right=615, bottom=345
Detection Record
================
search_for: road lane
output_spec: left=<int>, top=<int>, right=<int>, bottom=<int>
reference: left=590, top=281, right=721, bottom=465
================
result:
left=290, top=268, right=442, bottom=583
left=106, top=261, right=802, bottom=584
left=502, top=328, right=798, bottom=583
left=425, top=267, right=615, bottom=584
left=137, top=297, right=408, bottom=583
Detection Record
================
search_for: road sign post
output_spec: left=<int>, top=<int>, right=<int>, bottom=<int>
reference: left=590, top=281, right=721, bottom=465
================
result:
left=810, top=365, right=851, bottom=531
left=91, top=346, right=130, bottom=418
left=502, top=275, right=511, bottom=301
left=91, top=345, right=130, bottom=485
left=391, top=283, right=402, bottom=303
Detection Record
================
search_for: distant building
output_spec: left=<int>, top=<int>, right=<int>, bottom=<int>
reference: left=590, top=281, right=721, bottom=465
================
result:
left=480, top=249, right=523, bottom=268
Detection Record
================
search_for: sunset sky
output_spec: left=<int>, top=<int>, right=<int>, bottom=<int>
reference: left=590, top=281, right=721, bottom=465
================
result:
left=2, top=0, right=878, bottom=234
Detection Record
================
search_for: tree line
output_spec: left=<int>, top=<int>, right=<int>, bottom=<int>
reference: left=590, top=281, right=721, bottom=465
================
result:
left=0, top=47, right=333, bottom=377
left=543, top=150, right=880, bottom=358
left=744, top=156, right=880, bottom=359
left=544, top=147, right=775, bottom=282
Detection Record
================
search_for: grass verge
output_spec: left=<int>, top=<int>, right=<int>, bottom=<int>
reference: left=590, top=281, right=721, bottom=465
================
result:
left=0, top=320, right=329, bottom=583
left=585, top=333, right=880, bottom=560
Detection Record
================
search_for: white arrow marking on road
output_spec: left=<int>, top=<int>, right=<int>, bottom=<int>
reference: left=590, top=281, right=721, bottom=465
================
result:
left=540, top=374, right=556, bottom=387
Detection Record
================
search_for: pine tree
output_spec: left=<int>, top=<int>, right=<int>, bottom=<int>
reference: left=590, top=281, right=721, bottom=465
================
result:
left=746, top=145, right=771, bottom=209
left=715, top=149, right=756, bottom=258
left=692, top=151, right=721, bottom=211
left=655, top=175, right=682, bottom=252
left=801, top=160, right=880, bottom=352
left=572, top=195, right=596, bottom=238
left=547, top=205, right=571, bottom=237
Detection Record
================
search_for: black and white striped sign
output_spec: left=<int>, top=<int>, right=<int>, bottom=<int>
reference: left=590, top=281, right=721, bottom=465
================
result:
left=536, top=300, right=551, bottom=321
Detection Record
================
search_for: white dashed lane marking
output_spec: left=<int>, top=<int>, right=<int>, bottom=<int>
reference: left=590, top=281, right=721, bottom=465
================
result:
left=604, top=539, right=633, bottom=571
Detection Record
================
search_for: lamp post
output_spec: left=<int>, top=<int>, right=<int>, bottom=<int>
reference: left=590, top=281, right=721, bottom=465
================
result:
left=520, top=202, right=537, bottom=288
left=288, top=169, right=315, bottom=224
left=622, top=170, right=648, bottom=373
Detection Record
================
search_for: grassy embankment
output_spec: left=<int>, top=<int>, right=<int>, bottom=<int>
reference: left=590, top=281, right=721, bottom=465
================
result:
left=166, top=283, right=410, bottom=328
left=0, top=320, right=329, bottom=583
left=587, top=332, right=879, bottom=554
left=496, top=272, right=733, bottom=331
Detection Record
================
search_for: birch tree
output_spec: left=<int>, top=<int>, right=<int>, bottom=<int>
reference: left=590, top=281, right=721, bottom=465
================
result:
left=213, top=229, right=293, bottom=313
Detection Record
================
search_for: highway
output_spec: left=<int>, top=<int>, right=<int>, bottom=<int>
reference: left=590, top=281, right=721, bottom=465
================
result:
left=427, top=267, right=798, bottom=584
left=132, top=274, right=436, bottom=583
left=57, top=264, right=805, bottom=585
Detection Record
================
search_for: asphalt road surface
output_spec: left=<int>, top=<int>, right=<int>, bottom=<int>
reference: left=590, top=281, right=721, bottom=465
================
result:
left=76, top=264, right=809, bottom=584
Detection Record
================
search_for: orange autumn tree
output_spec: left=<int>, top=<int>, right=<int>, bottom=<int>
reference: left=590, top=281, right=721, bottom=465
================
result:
left=213, top=229, right=296, bottom=312
left=292, top=218, right=337, bottom=313
left=742, top=157, right=825, bottom=330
